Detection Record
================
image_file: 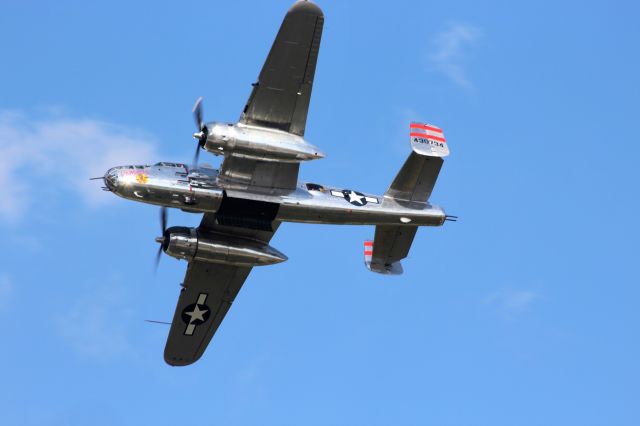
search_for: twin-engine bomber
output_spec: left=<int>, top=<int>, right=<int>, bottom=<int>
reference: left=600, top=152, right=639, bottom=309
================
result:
left=100, top=0, right=455, bottom=366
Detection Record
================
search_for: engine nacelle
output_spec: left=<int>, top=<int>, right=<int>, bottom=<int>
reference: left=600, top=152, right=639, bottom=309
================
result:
left=202, top=122, right=324, bottom=162
left=162, top=226, right=287, bottom=267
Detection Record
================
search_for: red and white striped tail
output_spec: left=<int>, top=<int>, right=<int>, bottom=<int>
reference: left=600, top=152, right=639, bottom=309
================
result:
left=364, top=240, right=373, bottom=266
left=363, top=239, right=403, bottom=275
left=409, top=122, right=449, bottom=157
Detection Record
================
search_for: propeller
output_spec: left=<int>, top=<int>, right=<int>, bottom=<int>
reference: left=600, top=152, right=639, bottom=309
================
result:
left=154, top=207, right=168, bottom=272
left=191, top=97, right=208, bottom=168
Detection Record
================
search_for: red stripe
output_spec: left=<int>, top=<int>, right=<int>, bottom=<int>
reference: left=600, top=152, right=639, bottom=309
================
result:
left=410, top=132, right=446, bottom=142
left=364, top=241, right=373, bottom=247
left=410, top=123, right=442, bottom=133
left=364, top=250, right=373, bottom=255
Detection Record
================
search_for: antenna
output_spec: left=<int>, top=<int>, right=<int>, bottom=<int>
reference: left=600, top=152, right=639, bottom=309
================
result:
left=144, top=320, right=172, bottom=325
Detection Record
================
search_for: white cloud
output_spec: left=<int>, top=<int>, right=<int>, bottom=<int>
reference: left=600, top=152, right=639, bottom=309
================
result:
left=0, top=275, right=13, bottom=313
left=484, top=288, right=539, bottom=317
left=0, top=110, right=159, bottom=221
left=430, top=23, right=482, bottom=89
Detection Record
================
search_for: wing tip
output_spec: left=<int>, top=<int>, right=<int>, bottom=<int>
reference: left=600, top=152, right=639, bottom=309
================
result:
left=289, top=0, right=323, bottom=17
left=164, top=350, right=203, bottom=367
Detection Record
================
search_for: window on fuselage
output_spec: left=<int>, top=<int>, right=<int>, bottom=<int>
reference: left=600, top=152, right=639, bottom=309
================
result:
left=306, top=183, right=324, bottom=191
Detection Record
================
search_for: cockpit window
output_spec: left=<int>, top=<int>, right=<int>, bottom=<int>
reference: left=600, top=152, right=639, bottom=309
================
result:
left=155, top=162, right=186, bottom=169
left=306, top=183, right=324, bottom=191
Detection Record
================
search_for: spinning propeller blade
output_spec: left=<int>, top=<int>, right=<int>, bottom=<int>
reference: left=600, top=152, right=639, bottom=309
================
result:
left=154, top=207, right=168, bottom=273
left=160, top=206, right=167, bottom=232
left=193, top=142, right=201, bottom=168
left=191, top=97, right=207, bottom=168
left=193, top=96, right=204, bottom=130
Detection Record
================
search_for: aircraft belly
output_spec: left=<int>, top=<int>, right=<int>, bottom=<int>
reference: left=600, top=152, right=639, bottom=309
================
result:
left=276, top=202, right=444, bottom=226
left=219, top=187, right=445, bottom=226
left=113, top=174, right=444, bottom=227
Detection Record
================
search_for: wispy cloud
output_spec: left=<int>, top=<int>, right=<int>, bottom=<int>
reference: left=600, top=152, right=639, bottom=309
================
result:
left=430, top=23, right=482, bottom=89
left=484, top=288, right=539, bottom=318
left=0, top=110, right=159, bottom=221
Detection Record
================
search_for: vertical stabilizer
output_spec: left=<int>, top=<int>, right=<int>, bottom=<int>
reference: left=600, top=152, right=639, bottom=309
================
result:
left=363, top=235, right=406, bottom=276
left=384, top=122, right=449, bottom=205
left=409, top=122, right=449, bottom=157
left=364, top=240, right=373, bottom=268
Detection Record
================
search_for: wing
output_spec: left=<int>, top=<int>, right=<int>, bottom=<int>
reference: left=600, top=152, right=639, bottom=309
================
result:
left=219, top=1, right=323, bottom=192
left=218, top=156, right=300, bottom=191
left=164, top=262, right=251, bottom=366
left=239, top=0, right=324, bottom=136
left=164, top=214, right=279, bottom=366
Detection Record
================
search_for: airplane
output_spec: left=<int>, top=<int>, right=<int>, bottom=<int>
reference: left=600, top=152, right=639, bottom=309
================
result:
left=100, top=0, right=455, bottom=366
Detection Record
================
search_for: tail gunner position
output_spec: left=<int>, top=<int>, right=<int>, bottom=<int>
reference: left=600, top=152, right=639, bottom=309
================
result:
left=100, top=0, right=456, bottom=366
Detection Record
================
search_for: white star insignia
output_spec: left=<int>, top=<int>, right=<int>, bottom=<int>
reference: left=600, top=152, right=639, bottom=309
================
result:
left=184, top=304, right=208, bottom=324
left=346, top=190, right=365, bottom=205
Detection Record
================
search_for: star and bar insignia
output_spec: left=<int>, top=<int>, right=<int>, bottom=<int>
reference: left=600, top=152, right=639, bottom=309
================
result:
left=181, top=293, right=211, bottom=336
left=330, top=189, right=378, bottom=206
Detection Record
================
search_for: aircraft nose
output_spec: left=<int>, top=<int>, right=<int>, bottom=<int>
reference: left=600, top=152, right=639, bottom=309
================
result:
left=104, top=168, right=119, bottom=191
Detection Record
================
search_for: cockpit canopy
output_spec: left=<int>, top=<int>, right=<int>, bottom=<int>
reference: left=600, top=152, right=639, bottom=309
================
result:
left=111, top=165, right=148, bottom=170
left=154, top=162, right=187, bottom=169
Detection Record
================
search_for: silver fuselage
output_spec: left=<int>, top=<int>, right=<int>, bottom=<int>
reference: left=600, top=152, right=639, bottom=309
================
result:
left=104, top=163, right=446, bottom=227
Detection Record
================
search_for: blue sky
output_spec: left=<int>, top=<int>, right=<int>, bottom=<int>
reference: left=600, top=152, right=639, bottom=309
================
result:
left=1, top=0, right=639, bottom=424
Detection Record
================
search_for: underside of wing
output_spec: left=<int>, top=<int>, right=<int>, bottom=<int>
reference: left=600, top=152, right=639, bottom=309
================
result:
left=164, top=262, right=251, bottom=366
left=219, top=1, right=324, bottom=192
left=239, top=1, right=324, bottom=136
left=164, top=214, right=280, bottom=366
left=218, top=155, right=300, bottom=192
